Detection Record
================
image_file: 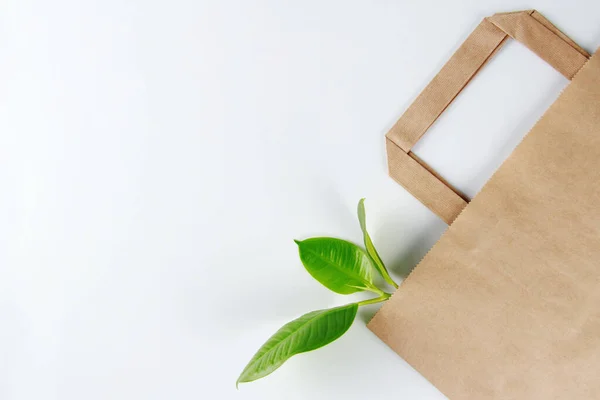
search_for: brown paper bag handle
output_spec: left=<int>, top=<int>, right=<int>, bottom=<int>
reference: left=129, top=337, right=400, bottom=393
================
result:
left=385, top=10, right=590, bottom=224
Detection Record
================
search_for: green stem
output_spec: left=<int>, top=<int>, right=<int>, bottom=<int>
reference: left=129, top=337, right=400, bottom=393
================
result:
left=366, top=285, right=386, bottom=297
left=357, top=292, right=391, bottom=306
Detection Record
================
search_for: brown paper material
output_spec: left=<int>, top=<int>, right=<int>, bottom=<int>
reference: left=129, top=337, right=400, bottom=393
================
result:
left=370, top=10, right=600, bottom=399
left=385, top=10, right=590, bottom=224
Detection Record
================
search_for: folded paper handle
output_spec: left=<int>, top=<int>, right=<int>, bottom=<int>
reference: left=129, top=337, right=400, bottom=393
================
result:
left=386, top=10, right=590, bottom=225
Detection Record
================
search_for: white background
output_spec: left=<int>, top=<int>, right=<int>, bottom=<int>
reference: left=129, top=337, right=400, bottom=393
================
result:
left=2, top=1, right=600, bottom=399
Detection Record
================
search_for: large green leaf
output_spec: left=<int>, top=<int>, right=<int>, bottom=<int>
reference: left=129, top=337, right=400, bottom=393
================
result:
left=357, top=199, right=398, bottom=288
left=295, top=237, right=377, bottom=294
left=237, top=303, right=358, bottom=386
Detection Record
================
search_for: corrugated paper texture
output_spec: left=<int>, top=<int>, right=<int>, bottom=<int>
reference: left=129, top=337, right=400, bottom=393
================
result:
left=369, top=10, right=600, bottom=399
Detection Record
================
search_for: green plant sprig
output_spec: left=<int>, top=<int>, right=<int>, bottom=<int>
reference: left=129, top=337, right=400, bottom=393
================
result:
left=237, top=199, right=398, bottom=387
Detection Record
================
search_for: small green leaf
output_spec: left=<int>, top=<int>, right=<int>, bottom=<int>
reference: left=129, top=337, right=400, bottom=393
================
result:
left=357, top=199, right=398, bottom=289
left=295, top=237, right=377, bottom=294
left=237, top=303, right=358, bottom=386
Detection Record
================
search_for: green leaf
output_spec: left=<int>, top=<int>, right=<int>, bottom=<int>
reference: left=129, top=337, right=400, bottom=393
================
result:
left=237, top=303, right=358, bottom=386
left=295, top=237, right=377, bottom=294
left=357, top=199, right=398, bottom=289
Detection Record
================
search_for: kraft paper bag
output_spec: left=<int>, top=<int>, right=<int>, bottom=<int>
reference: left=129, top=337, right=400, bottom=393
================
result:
left=368, top=10, right=600, bottom=399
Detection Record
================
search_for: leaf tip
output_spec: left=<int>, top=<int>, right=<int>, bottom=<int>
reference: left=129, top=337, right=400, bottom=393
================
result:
left=357, top=198, right=367, bottom=231
left=236, top=373, right=245, bottom=389
left=293, top=239, right=302, bottom=245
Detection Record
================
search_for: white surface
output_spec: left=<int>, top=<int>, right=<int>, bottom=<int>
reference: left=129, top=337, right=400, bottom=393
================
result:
left=2, top=1, right=600, bottom=399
